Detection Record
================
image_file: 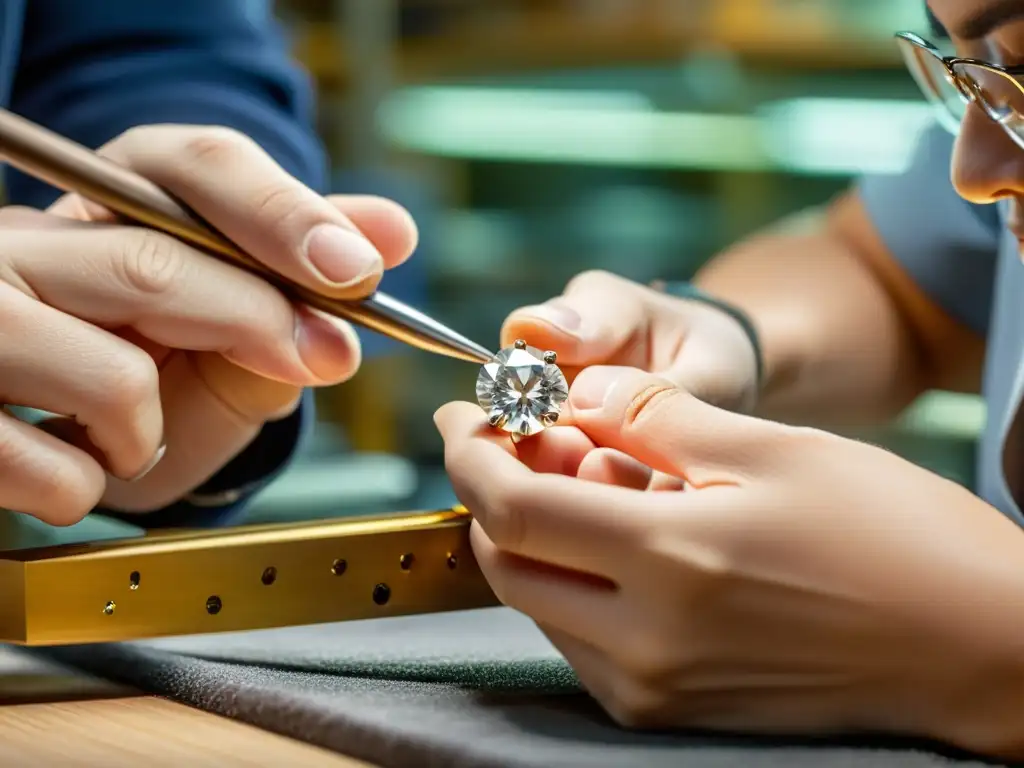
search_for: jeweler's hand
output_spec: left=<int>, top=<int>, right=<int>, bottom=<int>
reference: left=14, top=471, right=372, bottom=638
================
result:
left=0, top=124, right=417, bottom=525
left=503, top=271, right=759, bottom=413
left=435, top=366, right=1024, bottom=760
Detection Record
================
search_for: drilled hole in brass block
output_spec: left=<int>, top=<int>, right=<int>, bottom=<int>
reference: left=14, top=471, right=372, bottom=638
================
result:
left=331, top=559, right=347, bottom=576
left=103, top=601, right=116, bottom=615
left=447, top=554, right=458, bottom=569
left=372, top=583, right=391, bottom=605
left=261, top=566, right=277, bottom=586
left=129, top=571, right=140, bottom=590
left=206, top=596, right=222, bottom=615
left=400, top=553, right=414, bottom=571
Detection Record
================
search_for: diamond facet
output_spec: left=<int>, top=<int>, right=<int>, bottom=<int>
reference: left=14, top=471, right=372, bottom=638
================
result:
left=476, top=341, right=569, bottom=438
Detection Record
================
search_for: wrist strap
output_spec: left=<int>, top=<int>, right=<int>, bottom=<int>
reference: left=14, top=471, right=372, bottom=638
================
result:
left=656, top=281, right=765, bottom=389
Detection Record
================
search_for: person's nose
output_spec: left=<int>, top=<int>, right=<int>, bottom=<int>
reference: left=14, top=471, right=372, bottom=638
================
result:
left=951, top=104, right=1024, bottom=203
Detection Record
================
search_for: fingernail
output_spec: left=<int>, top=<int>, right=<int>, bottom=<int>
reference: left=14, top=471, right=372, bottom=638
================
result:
left=304, top=223, right=383, bottom=285
left=522, top=302, right=582, bottom=334
left=128, top=444, right=166, bottom=483
left=295, top=305, right=361, bottom=382
left=570, top=366, right=624, bottom=410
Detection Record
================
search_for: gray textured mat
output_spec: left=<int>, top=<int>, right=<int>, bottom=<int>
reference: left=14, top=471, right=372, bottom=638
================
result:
left=33, top=608, right=1001, bottom=768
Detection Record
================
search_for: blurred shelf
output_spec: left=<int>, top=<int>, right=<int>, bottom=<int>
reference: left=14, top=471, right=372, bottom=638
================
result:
left=291, top=5, right=909, bottom=90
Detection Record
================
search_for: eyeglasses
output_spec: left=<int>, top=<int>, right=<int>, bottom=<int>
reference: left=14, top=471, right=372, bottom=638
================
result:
left=896, top=31, right=1024, bottom=150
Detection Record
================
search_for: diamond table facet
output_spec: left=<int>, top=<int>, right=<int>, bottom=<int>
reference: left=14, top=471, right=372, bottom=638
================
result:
left=476, top=340, right=569, bottom=438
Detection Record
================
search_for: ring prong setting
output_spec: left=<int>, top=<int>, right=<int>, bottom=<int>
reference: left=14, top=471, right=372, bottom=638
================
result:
left=476, top=340, right=569, bottom=440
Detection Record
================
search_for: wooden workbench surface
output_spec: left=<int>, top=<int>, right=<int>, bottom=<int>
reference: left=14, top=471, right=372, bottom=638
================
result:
left=0, top=647, right=374, bottom=767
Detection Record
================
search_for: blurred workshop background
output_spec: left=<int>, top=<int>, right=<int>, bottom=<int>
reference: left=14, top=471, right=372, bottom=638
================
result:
left=6, top=0, right=979, bottom=549
left=234, top=0, right=978, bottom=524
left=4, top=0, right=987, bottom=548
left=216, top=0, right=983, bottom=525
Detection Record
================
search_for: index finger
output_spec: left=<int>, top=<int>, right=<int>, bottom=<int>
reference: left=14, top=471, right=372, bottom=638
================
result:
left=96, top=126, right=418, bottom=298
left=434, top=401, right=655, bottom=579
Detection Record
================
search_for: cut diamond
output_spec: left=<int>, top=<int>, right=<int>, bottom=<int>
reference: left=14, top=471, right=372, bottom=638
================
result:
left=476, top=340, right=569, bottom=438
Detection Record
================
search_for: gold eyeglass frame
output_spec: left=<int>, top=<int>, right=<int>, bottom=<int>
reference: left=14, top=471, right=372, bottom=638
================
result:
left=897, top=30, right=1024, bottom=149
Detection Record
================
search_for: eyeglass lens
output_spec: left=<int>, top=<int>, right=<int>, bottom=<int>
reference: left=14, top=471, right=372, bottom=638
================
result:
left=896, top=36, right=1024, bottom=147
left=896, top=37, right=967, bottom=133
left=951, top=63, right=1024, bottom=144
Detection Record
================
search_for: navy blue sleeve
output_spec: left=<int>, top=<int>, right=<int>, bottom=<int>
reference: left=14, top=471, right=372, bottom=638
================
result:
left=8, top=0, right=327, bottom=199
left=8, top=0, right=325, bottom=527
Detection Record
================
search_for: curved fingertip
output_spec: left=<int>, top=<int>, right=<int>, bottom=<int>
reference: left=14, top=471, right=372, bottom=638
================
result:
left=500, top=321, right=581, bottom=365
left=375, top=197, right=420, bottom=262
left=432, top=400, right=486, bottom=436
left=126, top=444, right=167, bottom=483
left=9, top=419, right=107, bottom=527
left=295, top=305, right=363, bottom=384
left=326, top=194, right=420, bottom=268
left=510, top=301, right=582, bottom=335
left=432, top=401, right=456, bottom=429
left=503, top=301, right=583, bottom=340
left=303, top=223, right=385, bottom=296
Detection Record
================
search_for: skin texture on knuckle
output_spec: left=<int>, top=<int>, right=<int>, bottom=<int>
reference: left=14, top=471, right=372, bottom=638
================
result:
left=179, top=126, right=254, bottom=169
left=249, top=183, right=313, bottom=225
left=104, top=125, right=254, bottom=187
left=119, top=230, right=189, bottom=297
left=621, top=382, right=683, bottom=436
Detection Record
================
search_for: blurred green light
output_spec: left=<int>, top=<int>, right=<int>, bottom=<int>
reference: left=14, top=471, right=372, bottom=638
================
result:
left=378, top=86, right=766, bottom=170
left=758, top=98, right=934, bottom=175
left=378, top=86, right=936, bottom=176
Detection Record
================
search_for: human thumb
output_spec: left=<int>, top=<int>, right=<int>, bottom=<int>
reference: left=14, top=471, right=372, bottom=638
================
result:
left=568, top=366, right=770, bottom=487
left=501, top=272, right=649, bottom=369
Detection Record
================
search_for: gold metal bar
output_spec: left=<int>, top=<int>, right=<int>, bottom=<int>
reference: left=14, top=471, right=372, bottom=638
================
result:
left=0, top=507, right=498, bottom=646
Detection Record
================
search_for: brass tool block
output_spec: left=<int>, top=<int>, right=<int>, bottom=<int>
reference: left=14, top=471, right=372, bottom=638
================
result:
left=0, top=507, right=498, bottom=646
